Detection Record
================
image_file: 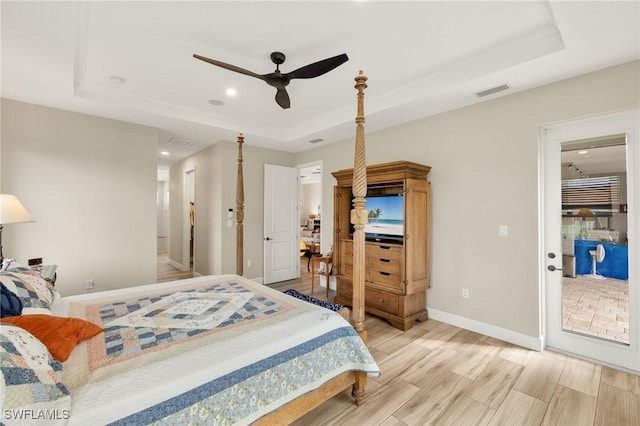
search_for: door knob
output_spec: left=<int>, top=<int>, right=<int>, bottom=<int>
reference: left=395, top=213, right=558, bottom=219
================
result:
left=264, top=237, right=272, bottom=241
left=547, top=265, right=563, bottom=272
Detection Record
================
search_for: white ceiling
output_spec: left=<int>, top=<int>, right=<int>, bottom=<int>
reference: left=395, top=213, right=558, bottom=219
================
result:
left=2, top=1, right=639, bottom=172
left=562, top=136, right=628, bottom=176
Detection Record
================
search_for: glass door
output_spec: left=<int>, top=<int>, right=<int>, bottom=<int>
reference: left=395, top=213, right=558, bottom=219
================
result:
left=560, top=137, right=628, bottom=344
left=542, top=109, right=639, bottom=371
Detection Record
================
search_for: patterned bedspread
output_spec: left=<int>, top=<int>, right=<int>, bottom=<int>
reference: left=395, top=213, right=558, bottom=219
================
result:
left=56, top=275, right=379, bottom=425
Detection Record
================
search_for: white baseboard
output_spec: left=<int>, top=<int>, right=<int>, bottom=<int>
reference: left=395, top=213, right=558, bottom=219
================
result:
left=168, top=259, right=184, bottom=271
left=428, top=308, right=544, bottom=351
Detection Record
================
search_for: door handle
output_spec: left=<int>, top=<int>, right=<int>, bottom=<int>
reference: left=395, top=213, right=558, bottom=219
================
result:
left=264, top=237, right=272, bottom=241
left=547, top=265, right=563, bottom=272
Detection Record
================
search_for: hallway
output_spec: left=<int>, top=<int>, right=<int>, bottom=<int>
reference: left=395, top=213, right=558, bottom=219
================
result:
left=157, top=251, right=194, bottom=282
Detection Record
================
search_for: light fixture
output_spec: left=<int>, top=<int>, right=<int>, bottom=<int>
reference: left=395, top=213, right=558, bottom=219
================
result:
left=160, top=151, right=170, bottom=156
left=0, top=194, right=34, bottom=263
left=226, top=88, right=237, bottom=97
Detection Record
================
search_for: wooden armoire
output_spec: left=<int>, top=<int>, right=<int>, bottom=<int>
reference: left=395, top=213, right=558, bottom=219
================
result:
left=332, top=161, right=431, bottom=331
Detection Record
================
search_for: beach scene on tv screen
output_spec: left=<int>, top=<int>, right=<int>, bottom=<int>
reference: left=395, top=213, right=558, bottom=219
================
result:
left=365, top=195, right=403, bottom=236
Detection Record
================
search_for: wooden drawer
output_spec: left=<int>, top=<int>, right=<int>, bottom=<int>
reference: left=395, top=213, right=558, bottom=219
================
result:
left=368, top=270, right=402, bottom=291
left=368, top=256, right=401, bottom=275
left=342, top=263, right=353, bottom=278
left=367, top=243, right=401, bottom=261
left=365, top=288, right=399, bottom=316
left=337, top=281, right=399, bottom=316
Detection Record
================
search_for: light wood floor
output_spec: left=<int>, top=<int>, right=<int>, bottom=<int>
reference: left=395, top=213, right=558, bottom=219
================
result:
left=158, top=256, right=640, bottom=425
left=157, top=251, right=193, bottom=282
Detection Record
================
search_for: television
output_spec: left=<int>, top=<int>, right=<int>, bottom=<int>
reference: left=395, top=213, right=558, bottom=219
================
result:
left=362, top=194, right=404, bottom=243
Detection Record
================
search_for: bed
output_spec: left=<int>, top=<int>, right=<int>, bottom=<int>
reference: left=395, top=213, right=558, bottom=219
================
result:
left=0, top=71, right=374, bottom=425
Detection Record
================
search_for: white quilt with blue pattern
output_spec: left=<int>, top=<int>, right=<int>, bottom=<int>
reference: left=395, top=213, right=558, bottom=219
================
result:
left=55, top=275, right=379, bottom=425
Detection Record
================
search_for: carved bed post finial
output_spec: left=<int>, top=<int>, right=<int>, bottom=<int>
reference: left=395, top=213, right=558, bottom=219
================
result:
left=236, top=132, right=245, bottom=276
left=351, top=70, right=368, bottom=405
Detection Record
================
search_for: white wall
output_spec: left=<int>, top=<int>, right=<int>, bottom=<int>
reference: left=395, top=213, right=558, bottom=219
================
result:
left=293, top=60, right=640, bottom=341
left=1, top=99, right=158, bottom=296
left=169, top=140, right=294, bottom=279
left=300, top=182, right=321, bottom=226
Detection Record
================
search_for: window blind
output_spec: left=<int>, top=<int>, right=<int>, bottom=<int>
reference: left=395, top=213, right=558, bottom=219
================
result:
left=562, top=176, right=620, bottom=212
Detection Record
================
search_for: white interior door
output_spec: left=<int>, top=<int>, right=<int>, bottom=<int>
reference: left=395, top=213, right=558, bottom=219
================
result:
left=542, top=109, right=639, bottom=372
left=264, top=164, right=298, bottom=284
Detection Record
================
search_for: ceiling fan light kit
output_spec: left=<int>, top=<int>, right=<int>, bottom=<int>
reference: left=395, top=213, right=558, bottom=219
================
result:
left=194, top=51, right=349, bottom=109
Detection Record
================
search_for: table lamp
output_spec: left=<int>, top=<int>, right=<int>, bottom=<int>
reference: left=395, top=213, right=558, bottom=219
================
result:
left=576, top=207, right=593, bottom=239
left=0, top=194, right=33, bottom=263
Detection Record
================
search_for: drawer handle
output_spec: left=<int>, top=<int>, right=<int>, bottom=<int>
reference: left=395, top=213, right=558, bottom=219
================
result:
left=378, top=298, right=385, bottom=303
left=379, top=271, right=391, bottom=276
left=380, top=245, right=391, bottom=250
left=379, top=258, right=390, bottom=263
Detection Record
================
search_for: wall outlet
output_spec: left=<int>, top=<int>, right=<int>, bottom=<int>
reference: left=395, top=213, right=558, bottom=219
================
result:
left=499, top=225, right=508, bottom=237
left=247, top=260, right=252, bottom=267
left=85, top=279, right=94, bottom=290
left=462, top=288, right=470, bottom=299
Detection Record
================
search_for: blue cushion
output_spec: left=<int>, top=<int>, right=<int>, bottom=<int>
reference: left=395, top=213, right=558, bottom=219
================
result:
left=1, top=283, right=22, bottom=317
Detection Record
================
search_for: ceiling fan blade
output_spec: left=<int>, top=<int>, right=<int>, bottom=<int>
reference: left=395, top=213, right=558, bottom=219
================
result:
left=286, top=53, right=349, bottom=80
left=275, top=88, right=290, bottom=109
left=193, top=54, right=265, bottom=80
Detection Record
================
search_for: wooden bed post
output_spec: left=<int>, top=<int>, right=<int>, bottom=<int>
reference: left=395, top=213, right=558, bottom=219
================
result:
left=351, top=70, right=368, bottom=405
left=351, top=71, right=368, bottom=341
left=236, top=133, right=245, bottom=276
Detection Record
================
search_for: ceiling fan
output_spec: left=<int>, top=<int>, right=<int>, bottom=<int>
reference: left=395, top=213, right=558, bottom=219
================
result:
left=193, top=51, right=349, bottom=109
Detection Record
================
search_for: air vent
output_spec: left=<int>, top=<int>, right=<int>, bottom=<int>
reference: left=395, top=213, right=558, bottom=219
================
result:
left=309, top=138, right=324, bottom=144
left=475, top=84, right=510, bottom=98
left=167, top=137, right=198, bottom=148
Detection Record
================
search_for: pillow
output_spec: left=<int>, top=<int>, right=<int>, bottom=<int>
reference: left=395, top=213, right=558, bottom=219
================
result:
left=1, top=315, right=103, bottom=362
left=0, top=323, right=71, bottom=425
left=0, top=272, right=59, bottom=314
left=1, top=283, right=23, bottom=317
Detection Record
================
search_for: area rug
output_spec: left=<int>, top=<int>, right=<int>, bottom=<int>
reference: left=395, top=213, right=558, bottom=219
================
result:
left=283, top=289, right=344, bottom=312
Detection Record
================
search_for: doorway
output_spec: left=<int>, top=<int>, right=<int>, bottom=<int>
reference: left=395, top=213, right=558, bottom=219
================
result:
left=183, top=168, right=195, bottom=273
left=542, top=109, right=639, bottom=371
left=298, top=162, right=323, bottom=270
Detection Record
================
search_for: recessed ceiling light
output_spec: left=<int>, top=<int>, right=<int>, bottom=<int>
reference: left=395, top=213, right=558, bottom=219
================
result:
left=208, top=99, right=224, bottom=106
left=160, top=151, right=170, bottom=156
left=109, top=75, right=126, bottom=85
left=226, top=88, right=237, bottom=97
left=578, top=150, right=589, bottom=155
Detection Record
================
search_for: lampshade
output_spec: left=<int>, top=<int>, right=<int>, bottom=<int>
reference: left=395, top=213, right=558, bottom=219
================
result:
left=0, top=194, right=33, bottom=224
left=576, top=207, right=594, bottom=218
